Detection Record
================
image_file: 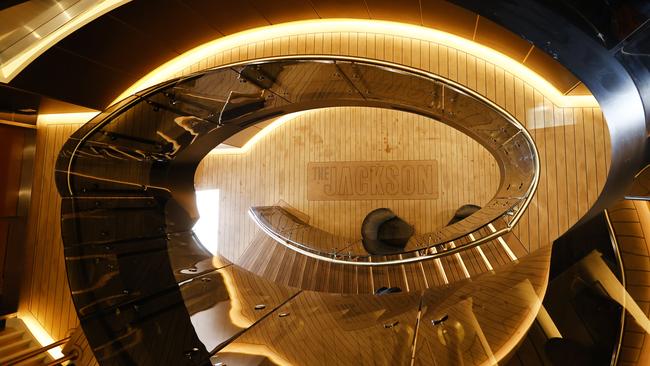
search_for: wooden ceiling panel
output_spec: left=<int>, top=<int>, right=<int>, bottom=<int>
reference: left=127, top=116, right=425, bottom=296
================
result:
left=308, top=0, right=370, bottom=19
left=110, top=0, right=222, bottom=54
left=9, top=46, right=134, bottom=109
left=181, top=0, right=270, bottom=35
left=474, top=16, right=532, bottom=62
left=248, top=0, right=319, bottom=24
left=56, top=15, right=177, bottom=77
left=365, top=0, right=422, bottom=25
left=524, top=47, right=580, bottom=95
left=421, top=0, right=476, bottom=39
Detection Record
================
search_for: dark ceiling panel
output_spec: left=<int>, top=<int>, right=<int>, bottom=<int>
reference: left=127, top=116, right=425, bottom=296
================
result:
left=0, top=1, right=28, bottom=11
left=474, top=16, right=532, bottom=62
left=365, top=0, right=421, bottom=25
left=421, top=0, right=476, bottom=39
left=524, top=47, right=579, bottom=95
left=0, top=84, right=39, bottom=124
left=308, top=0, right=370, bottom=19
left=567, top=82, right=591, bottom=96
left=248, top=0, right=319, bottom=24
left=56, top=15, right=177, bottom=78
left=9, top=46, right=134, bottom=109
left=181, top=0, right=270, bottom=35
left=110, top=0, right=222, bottom=54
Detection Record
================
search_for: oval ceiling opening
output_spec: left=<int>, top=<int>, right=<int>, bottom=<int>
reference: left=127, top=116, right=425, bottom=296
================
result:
left=195, top=106, right=500, bottom=261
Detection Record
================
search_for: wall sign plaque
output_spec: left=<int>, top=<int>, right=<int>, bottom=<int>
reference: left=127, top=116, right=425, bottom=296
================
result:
left=307, top=160, right=438, bottom=200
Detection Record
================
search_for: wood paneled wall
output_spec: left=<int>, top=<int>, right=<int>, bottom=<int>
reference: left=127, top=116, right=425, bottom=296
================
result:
left=195, top=107, right=501, bottom=261
left=19, top=123, right=83, bottom=342
left=20, top=27, right=611, bottom=358
left=177, top=30, right=611, bottom=257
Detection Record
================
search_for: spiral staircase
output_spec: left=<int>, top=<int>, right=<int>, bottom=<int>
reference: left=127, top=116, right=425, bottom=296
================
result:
left=0, top=0, right=645, bottom=365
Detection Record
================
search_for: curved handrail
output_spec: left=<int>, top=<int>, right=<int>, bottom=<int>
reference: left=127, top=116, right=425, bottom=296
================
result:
left=249, top=205, right=512, bottom=266
left=56, top=56, right=539, bottom=267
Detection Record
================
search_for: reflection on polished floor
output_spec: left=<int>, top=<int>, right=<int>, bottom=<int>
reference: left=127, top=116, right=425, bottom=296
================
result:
left=0, top=1, right=649, bottom=365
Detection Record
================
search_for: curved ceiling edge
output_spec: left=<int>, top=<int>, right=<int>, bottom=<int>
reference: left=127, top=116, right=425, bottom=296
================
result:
left=112, top=19, right=598, bottom=108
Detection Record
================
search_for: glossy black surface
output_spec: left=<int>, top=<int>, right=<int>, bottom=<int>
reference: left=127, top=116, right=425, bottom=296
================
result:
left=55, top=57, right=540, bottom=365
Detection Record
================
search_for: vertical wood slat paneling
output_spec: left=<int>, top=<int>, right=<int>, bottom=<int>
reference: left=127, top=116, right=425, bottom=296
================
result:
left=196, top=107, right=501, bottom=261
left=172, top=30, right=610, bottom=255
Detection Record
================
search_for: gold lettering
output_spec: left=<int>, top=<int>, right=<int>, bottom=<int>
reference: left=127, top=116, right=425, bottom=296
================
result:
left=307, top=161, right=438, bottom=201
left=385, top=165, right=399, bottom=195
left=356, top=167, right=369, bottom=195
left=402, top=165, right=416, bottom=194
left=370, top=166, right=384, bottom=195
left=339, top=166, right=353, bottom=195
left=323, top=167, right=336, bottom=196
left=418, top=164, right=434, bottom=194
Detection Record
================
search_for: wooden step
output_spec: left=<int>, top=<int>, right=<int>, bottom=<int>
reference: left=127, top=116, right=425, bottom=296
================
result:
left=0, top=338, right=32, bottom=358
left=0, top=344, right=42, bottom=365
left=0, top=329, right=24, bottom=347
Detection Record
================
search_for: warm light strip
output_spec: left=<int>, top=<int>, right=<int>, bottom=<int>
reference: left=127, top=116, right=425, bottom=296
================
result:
left=1, top=0, right=131, bottom=82
left=114, top=19, right=598, bottom=108
left=449, top=241, right=471, bottom=278
left=37, top=111, right=99, bottom=125
left=209, top=112, right=304, bottom=155
left=488, top=223, right=518, bottom=261
left=19, top=312, right=64, bottom=359
left=470, top=233, right=494, bottom=271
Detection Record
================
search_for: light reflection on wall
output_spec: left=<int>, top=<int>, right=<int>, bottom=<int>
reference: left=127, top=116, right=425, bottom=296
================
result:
left=194, top=189, right=220, bottom=255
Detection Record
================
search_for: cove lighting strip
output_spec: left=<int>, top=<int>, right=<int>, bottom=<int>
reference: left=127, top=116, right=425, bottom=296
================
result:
left=20, top=312, right=65, bottom=359
left=114, top=19, right=598, bottom=108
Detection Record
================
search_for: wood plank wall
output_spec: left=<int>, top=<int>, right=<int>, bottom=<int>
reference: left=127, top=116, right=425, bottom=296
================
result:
left=19, top=123, right=84, bottom=342
left=176, top=30, right=611, bottom=257
left=195, top=107, right=501, bottom=261
left=19, top=29, right=611, bottom=355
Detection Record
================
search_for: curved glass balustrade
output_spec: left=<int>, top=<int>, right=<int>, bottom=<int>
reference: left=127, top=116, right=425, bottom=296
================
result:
left=55, top=57, right=542, bottom=365
left=56, top=57, right=538, bottom=261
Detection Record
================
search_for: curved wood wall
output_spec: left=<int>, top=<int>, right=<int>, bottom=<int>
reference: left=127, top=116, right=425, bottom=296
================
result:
left=195, top=107, right=501, bottom=260
left=180, top=29, right=612, bottom=258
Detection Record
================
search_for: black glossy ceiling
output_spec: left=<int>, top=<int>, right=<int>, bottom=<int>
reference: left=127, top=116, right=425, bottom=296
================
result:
left=4, top=0, right=588, bottom=111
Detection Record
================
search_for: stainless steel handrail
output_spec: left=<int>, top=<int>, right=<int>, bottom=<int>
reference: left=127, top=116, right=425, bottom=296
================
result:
left=58, top=56, right=540, bottom=266
left=249, top=206, right=512, bottom=266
